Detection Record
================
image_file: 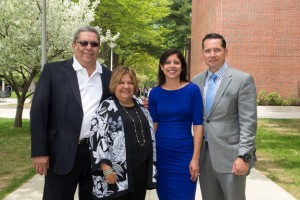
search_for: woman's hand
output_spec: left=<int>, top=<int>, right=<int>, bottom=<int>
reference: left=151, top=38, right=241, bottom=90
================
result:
left=101, top=164, right=117, bottom=184
left=189, top=159, right=199, bottom=182
left=105, top=172, right=117, bottom=184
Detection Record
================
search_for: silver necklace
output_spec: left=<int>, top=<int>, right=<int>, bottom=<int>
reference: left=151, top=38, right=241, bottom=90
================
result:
left=121, top=105, right=145, bottom=146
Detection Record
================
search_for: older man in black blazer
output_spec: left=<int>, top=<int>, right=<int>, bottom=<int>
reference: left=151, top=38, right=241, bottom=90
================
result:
left=30, top=26, right=111, bottom=200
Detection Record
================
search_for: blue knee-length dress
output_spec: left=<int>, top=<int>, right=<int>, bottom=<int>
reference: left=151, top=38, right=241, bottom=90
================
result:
left=148, top=83, right=203, bottom=200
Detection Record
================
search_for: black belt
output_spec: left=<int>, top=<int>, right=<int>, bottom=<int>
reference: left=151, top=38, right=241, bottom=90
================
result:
left=79, top=138, right=89, bottom=145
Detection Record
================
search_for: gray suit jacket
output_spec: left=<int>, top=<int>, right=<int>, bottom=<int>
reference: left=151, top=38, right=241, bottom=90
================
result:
left=192, top=66, right=257, bottom=173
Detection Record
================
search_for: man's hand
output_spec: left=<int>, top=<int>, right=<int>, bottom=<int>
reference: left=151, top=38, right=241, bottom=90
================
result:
left=32, top=156, right=49, bottom=176
left=141, top=96, right=149, bottom=109
left=232, top=157, right=249, bottom=176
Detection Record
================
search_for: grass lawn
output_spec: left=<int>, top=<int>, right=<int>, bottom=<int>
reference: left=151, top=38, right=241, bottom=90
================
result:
left=0, top=119, right=35, bottom=200
left=255, top=119, right=300, bottom=199
left=0, top=118, right=299, bottom=199
left=8, top=92, right=31, bottom=99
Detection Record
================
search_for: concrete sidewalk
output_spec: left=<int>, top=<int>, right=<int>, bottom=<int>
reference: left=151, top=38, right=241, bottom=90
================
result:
left=1, top=99, right=299, bottom=199
left=1, top=100, right=300, bottom=119
left=257, top=106, right=300, bottom=119
left=3, top=168, right=296, bottom=200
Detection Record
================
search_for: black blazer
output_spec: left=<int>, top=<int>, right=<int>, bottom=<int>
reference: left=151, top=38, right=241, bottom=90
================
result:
left=30, top=58, right=111, bottom=175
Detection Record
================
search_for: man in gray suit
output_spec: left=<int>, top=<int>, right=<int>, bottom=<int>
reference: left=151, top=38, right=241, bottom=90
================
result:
left=192, top=33, right=257, bottom=200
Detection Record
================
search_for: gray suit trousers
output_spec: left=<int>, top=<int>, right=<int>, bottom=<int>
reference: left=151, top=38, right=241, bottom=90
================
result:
left=199, top=143, right=247, bottom=200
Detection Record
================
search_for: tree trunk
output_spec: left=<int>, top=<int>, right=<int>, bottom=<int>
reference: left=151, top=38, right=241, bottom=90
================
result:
left=10, top=67, right=38, bottom=128
left=14, top=98, right=25, bottom=128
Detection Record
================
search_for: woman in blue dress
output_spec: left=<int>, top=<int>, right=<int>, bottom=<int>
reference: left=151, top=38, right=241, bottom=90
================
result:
left=148, top=49, right=203, bottom=200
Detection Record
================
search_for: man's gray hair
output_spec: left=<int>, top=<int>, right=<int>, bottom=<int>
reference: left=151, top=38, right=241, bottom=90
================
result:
left=73, top=26, right=100, bottom=43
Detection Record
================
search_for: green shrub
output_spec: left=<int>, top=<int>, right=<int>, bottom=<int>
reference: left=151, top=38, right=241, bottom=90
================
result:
left=266, top=92, right=287, bottom=106
left=257, top=90, right=290, bottom=106
left=287, top=94, right=300, bottom=106
left=257, top=90, right=269, bottom=105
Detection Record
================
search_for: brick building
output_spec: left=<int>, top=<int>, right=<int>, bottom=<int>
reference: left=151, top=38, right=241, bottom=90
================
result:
left=190, top=0, right=300, bottom=99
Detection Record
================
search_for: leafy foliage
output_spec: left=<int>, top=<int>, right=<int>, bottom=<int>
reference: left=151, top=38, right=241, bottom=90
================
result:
left=0, top=0, right=100, bottom=127
left=124, top=52, right=159, bottom=87
left=257, top=90, right=287, bottom=106
left=93, top=0, right=171, bottom=58
left=92, top=0, right=172, bottom=86
left=0, top=0, right=195, bottom=127
left=287, top=94, right=300, bottom=106
left=160, top=0, right=192, bottom=54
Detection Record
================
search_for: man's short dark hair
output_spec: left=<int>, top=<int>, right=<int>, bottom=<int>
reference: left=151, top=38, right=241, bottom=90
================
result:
left=202, top=33, right=226, bottom=49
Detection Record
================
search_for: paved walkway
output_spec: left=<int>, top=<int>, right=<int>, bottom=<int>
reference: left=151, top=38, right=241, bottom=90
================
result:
left=1, top=99, right=299, bottom=200
left=3, top=168, right=296, bottom=200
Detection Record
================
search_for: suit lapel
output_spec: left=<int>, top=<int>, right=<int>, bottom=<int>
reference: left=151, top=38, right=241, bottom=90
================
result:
left=198, top=72, right=207, bottom=95
left=100, top=67, right=111, bottom=103
left=63, top=59, right=83, bottom=110
left=197, top=71, right=209, bottom=116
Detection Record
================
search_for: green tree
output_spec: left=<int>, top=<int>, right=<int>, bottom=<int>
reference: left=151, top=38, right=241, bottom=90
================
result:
left=0, top=0, right=100, bottom=127
left=92, top=0, right=192, bottom=86
left=92, top=0, right=171, bottom=81
left=161, top=0, right=192, bottom=54
left=124, top=52, right=158, bottom=87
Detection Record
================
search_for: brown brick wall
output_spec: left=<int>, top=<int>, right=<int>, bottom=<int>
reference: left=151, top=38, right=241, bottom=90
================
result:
left=191, top=0, right=300, bottom=98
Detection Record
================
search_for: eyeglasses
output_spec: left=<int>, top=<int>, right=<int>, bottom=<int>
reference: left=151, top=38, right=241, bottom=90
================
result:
left=76, top=41, right=100, bottom=47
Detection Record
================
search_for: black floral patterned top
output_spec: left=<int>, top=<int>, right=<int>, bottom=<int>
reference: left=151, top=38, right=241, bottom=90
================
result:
left=89, top=96, right=157, bottom=200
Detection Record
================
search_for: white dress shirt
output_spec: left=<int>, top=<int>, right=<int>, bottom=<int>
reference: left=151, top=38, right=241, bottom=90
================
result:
left=72, top=56, right=103, bottom=139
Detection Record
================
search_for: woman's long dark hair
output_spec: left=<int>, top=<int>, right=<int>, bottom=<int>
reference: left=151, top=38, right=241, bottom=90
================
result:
left=157, top=49, right=188, bottom=86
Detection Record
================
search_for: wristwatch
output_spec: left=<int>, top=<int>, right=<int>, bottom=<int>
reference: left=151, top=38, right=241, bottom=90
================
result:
left=238, top=154, right=251, bottom=163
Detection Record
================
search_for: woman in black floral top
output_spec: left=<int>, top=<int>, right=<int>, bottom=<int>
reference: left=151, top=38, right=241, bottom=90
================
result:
left=89, top=66, right=156, bottom=200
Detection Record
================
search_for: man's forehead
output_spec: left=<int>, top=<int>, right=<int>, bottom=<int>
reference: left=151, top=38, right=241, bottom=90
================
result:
left=204, top=40, right=223, bottom=48
left=204, top=38, right=222, bottom=45
left=78, top=31, right=97, bottom=38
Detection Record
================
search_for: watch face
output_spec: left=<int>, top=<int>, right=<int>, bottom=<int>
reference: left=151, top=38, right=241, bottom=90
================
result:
left=245, top=154, right=251, bottom=162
